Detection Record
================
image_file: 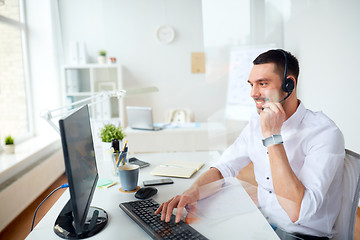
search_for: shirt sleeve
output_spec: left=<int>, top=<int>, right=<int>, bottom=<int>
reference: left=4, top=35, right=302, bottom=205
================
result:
left=211, top=123, right=252, bottom=178
left=295, top=125, right=345, bottom=224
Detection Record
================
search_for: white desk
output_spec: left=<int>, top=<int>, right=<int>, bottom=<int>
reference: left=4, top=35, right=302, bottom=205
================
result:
left=26, top=151, right=279, bottom=239
left=124, top=123, right=228, bottom=153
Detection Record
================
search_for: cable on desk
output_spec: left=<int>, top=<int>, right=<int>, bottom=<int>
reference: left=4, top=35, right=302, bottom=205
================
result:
left=30, top=183, right=69, bottom=232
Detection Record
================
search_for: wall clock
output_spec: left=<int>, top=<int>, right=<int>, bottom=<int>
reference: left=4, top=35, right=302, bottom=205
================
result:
left=155, top=25, right=175, bottom=44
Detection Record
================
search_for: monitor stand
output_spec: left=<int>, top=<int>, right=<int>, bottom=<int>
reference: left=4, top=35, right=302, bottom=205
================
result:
left=54, top=200, right=108, bottom=239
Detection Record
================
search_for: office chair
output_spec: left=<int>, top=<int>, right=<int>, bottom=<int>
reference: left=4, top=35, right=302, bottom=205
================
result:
left=165, top=108, right=194, bottom=123
left=332, top=149, right=360, bottom=240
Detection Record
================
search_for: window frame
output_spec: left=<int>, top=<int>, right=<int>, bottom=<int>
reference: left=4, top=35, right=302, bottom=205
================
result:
left=0, top=0, right=34, bottom=143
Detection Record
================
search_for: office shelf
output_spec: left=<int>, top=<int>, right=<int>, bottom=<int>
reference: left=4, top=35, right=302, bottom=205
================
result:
left=62, top=64, right=124, bottom=124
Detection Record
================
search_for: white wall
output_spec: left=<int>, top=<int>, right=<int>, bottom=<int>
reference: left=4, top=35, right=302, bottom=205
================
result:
left=284, top=0, right=360, bottom=152
left=201, top=0, right=360, bottom=153
left=58, top=0, right=225, bottom=123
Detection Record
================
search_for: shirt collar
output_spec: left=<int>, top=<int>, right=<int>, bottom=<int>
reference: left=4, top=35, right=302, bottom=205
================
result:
left=282, top=100, right=306, bottom=131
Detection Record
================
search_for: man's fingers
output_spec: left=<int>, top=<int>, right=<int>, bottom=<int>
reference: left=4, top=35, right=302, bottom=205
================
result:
left=165, top=196, right=181, bottom=222
left=174, top=196, right=190, bottom=223
left=155, top=188, right=199, bottom=223
left=154, top=203, right=163, bottom=215
left=262, top=102, right=285, bottom=116
left=175, top=206, right=184, bottom=223
left=268, top=103, right=280, bottom=114
left=160, top=201, right=170, bottom=221
left=275, top=102, right=286, bottom=115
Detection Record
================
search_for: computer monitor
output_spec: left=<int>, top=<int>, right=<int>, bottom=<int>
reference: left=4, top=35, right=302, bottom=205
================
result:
left=54, top=105, right=108, bottom=239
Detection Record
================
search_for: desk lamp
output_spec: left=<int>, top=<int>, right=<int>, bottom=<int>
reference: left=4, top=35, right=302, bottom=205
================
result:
left=41, top=86, right=159, bottom=133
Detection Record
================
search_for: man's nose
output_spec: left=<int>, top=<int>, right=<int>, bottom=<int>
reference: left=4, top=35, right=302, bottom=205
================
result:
left=250, top=85, right=260, bottom=98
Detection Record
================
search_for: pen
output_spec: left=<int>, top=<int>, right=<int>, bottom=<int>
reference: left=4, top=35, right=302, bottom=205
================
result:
left=160, top=164, right=183, bottom=168
left=118, top=152, right=124, bottom=167
left=104, top=181, right=118, bottom=188
left=120, top=147, right=128, bottom=166
left=122, top=140, right=128, bottom=151
left=114, top=151, right=120, bottom=166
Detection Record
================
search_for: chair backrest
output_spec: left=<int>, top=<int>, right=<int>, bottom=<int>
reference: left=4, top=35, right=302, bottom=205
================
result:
left=333, top=149, right=360, bottom=240
left=165, top=108, right=194, bottom=123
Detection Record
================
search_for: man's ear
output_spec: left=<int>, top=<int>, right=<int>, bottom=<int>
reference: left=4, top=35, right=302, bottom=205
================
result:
left=282, top=76, right=295, bottom=93
left=289, top=76, right=297, bottom=88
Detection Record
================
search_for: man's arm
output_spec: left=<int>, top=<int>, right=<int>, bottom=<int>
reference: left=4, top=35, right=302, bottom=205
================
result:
left=155, top=167, right=223, bottom=223
left=267, top=144, right=305, bottom=222
left=261, top=102, right=305, bottom=222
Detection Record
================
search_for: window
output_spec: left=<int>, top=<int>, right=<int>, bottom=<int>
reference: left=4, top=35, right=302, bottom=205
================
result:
left=0, top=0, right=32, bottom=143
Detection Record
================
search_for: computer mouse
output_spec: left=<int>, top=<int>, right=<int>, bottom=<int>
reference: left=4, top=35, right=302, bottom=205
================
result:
left=135, top=187, right=158, bottom=199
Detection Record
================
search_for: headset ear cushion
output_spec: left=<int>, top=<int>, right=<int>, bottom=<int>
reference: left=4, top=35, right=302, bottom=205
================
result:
left=282, top=78, right=294, bottom=93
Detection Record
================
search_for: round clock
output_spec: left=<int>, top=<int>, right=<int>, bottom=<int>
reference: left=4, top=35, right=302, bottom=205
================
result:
left=155, top=25, right=175, bottom=44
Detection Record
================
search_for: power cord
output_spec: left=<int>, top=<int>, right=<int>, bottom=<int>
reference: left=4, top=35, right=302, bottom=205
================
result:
left=30, top=183, right=69, bottom=232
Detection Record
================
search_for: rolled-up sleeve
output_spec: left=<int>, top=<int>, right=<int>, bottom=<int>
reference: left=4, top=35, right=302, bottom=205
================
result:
left=295, top=127, right=345, bottom=225
left=212, top=124, right=251, bottom=178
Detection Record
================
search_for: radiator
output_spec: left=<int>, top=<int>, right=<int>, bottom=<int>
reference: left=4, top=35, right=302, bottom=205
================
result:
left=0, top=150, right=65, bottom=231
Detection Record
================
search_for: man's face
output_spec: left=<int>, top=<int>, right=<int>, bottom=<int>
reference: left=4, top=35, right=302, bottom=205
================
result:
left=248, top=63, right=285, bottom=114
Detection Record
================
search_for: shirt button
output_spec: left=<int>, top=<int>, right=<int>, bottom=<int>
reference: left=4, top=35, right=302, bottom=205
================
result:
left=266, top=177, right=270, bottom=180
left=269, top=191, right=272, bottom=194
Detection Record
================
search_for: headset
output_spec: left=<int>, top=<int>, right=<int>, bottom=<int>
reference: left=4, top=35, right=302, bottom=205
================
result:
left=277, top=49, right=295, bottom=103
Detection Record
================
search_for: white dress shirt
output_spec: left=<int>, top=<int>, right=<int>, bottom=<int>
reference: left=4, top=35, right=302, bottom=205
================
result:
left=212, top=101, right=345, bottom=237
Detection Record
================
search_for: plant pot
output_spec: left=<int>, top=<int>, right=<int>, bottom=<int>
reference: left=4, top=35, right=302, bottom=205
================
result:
left=4, top=144, right=15, bottom=154
left=98, top=56, right=107, bottom=64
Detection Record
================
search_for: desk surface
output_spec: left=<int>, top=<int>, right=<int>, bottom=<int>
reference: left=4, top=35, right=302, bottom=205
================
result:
left=26, top=151, right=279, bottom=240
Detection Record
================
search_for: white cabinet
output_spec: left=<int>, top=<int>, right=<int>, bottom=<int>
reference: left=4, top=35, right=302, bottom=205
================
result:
left=62, top=64, right=124, bottom=125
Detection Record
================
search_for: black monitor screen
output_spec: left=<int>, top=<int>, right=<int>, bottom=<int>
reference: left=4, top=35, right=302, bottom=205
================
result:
left=59, top=105, right=98, bottom=234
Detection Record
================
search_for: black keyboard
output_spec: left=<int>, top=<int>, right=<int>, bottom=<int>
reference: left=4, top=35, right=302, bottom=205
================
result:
left=119, top=199, right=208, bottom=240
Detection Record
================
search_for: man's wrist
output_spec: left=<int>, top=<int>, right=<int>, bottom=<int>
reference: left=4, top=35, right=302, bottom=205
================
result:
left=262, top=134, right=283, bottom=147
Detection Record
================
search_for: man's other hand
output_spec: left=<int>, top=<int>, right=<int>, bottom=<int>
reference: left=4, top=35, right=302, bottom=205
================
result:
left=260, top=102, right=286, bottom=138
left=155, top=187, right=199, bottom=223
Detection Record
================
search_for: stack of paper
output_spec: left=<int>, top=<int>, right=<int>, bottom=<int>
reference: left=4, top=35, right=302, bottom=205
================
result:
left=151, top=160, right=205, bottom=178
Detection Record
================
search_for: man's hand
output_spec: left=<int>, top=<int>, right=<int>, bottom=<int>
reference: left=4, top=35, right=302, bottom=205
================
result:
left=260, top=102, right=286, bottom=138
left=155, top=168, right=223, bottom=223
left=155, top=187, right=199, bottom=223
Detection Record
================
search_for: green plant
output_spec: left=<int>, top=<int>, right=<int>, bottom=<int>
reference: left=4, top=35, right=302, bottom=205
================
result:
left=99, top=123, right=125, bottom=142
left=5, top=135, right=14, bottom=145
left=99, top=50, right=107, bottom=57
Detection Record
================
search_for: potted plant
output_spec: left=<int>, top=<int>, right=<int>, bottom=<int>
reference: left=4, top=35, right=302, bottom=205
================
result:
left=99, top=123, right=125, bottom=161
left=98, top=50, right=107, bottom=64
left=4, top=135, right=15, bottom=154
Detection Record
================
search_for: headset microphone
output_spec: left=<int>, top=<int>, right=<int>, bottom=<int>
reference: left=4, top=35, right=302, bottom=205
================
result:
left=279, top=88, right=293, bottom=103
left=278, top=49, right=294, bottom=103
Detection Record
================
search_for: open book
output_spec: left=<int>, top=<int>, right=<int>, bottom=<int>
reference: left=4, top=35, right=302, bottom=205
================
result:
left=151, top=160, right=205, bottom=178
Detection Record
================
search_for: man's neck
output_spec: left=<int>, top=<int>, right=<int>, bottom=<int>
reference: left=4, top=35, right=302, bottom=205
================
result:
left=283, top=97, right=300, bottom=121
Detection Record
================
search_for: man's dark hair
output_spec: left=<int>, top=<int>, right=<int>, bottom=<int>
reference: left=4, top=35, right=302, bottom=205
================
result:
left=253, top=49, right=300, bottom=85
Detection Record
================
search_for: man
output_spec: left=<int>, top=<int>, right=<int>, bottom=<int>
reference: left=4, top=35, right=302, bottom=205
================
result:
left=155, top=49, right=345, bottom=239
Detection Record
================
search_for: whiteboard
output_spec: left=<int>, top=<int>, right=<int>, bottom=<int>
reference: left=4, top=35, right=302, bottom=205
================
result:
left=226, top=46, right=274, bottom=120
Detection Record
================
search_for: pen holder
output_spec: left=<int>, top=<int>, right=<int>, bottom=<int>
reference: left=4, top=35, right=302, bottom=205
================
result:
left=112, top=151, right=128, bottom=176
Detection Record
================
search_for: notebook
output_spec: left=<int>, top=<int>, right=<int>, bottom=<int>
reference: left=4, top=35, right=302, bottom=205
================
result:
left=126, top=106, right=163, bottom=131
left=151, top=160, right=205, bottom=178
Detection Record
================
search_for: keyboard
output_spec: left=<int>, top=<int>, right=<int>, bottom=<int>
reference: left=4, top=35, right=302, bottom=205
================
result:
left=119, top=199, right=208, bottom=240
